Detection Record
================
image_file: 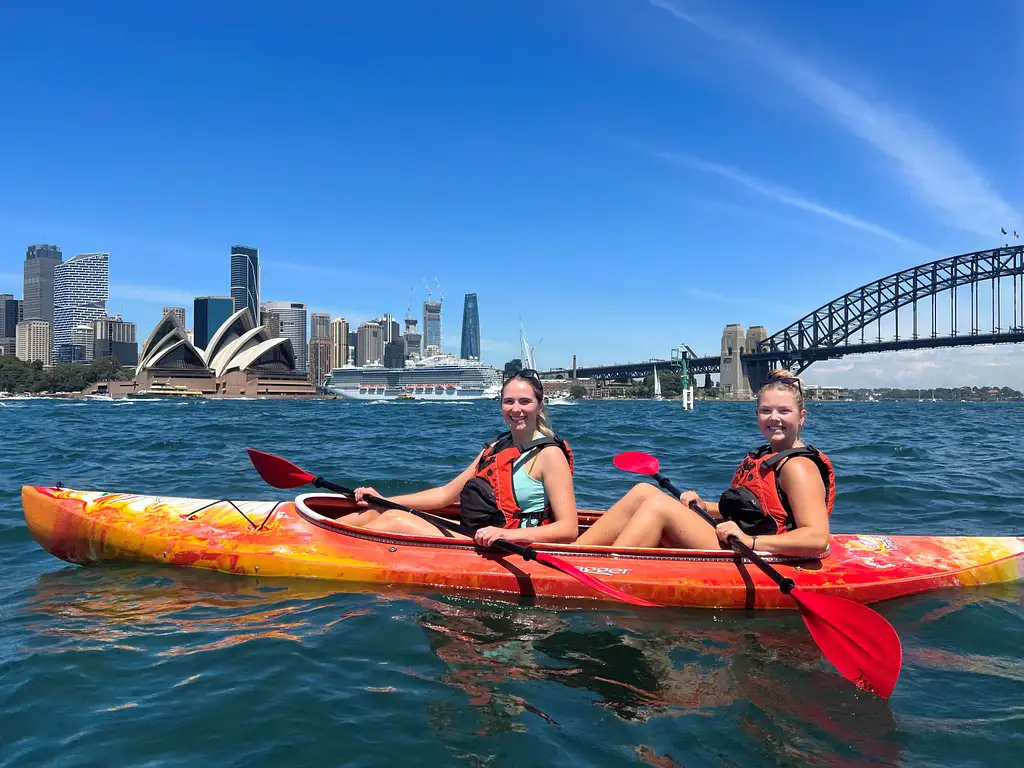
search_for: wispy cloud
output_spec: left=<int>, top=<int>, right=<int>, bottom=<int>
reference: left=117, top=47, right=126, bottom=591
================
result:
left=642, top=0, right=1021, bottom=237
left=650, top=149, right=924, bottom=247
left=110, top=283, right=201, bottom=305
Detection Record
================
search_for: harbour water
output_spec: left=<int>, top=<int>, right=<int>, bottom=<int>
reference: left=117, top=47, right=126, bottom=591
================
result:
left=1, top=398, right=1022, bottom=767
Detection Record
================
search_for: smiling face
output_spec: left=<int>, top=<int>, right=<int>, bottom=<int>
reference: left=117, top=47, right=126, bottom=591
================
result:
left=501, top=378, right=542, bottom=439
left=756, top=387, right=805, bottom=450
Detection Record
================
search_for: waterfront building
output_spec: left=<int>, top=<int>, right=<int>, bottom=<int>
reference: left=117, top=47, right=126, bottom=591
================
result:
left=1, top=294, right=23, bottom=340
left=330, top=317, right=349, bottom=371
left=193, top=296, right=233, bottom=350
left=460, top=293, right=480, bottom=360
left=261, top=301, right=308, bottom=372
left=16, top=320, right=52, bottom=367
left=53, top=253, right=109, bottom=358
left=22, top=244, right=63, bottom=323
left=70, top=323, right=96, bottom=362
left=356, top=321, right=383, bottom=366
left=121, top=307, right=314, bottom=398
left=349, top=330, right=358, bottom=366
left=94, top=314, right=138, bottom=366
left=0, top=338, right=14, bottom=356
left=230, top=246, right=260, bottom=322
left=423, top=300, right=442, bottom=356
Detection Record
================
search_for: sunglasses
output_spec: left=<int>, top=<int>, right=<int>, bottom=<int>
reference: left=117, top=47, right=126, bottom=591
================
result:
left=505, top=368, right=539, bottom=383
left=759, top=376, right=802, bottom=393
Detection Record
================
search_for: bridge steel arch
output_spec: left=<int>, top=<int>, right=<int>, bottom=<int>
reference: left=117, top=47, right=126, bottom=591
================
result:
left=744, top=246, right=1024, bottom=382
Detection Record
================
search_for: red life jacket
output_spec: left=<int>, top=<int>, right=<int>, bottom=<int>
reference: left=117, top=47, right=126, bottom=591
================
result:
left=458, top=431, right=574, bottom=530
left=729, top=444, right=835, bottom=534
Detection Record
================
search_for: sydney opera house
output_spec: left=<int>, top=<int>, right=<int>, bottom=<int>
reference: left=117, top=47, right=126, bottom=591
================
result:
left=95, top=308, right=316, bottom=397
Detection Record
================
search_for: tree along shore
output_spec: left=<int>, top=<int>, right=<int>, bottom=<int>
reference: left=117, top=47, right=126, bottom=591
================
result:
left=0, top=356, right=130, bottom=394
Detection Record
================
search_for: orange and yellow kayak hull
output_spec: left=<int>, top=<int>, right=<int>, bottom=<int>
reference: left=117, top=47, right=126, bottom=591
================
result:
left=22, top=486, right=1024, bottom=609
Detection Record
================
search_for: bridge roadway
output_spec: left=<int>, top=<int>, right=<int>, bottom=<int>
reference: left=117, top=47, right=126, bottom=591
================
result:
left=544, top=245, right=1024, bottom=383
left=547, top=328, right=1024, bottom=381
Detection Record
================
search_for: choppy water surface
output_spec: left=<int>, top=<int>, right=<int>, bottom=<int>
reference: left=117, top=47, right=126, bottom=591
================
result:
left=1, top=398, right=1022, bottom=767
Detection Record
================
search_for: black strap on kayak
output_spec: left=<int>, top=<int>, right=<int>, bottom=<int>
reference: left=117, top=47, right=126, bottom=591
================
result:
left=185, top=498, right=284, bottom=531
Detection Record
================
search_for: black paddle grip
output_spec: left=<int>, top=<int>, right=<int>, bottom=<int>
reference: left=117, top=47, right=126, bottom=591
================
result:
left=311, top=478, right=536, bottom=558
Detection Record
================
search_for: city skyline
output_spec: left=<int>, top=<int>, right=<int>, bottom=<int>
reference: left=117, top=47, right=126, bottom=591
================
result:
left=1, top=2, right=1022, bottom=387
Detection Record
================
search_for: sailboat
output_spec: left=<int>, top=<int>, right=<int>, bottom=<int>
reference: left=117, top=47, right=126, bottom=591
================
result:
left=652, top=364, right=663, bottom=401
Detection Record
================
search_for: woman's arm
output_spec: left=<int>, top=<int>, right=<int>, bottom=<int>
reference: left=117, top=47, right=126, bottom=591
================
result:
left=355, top=448, right=485, bottom=511
left=717, top=457, right=829, bottom=556
left=474, top=446, right=578, bottom=545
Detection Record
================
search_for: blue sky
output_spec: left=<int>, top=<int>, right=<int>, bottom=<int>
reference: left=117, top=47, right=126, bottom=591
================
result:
left=1, top=0, right=1021, bottom=386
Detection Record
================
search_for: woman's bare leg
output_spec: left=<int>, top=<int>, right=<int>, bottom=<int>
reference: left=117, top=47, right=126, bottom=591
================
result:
left=613, top=495, right=721, bottom=549
left=365, top=509, right=471, bottom=538
left=336, top=509, right=384, bottom=526
left=576, top=483, right=662, bottom=545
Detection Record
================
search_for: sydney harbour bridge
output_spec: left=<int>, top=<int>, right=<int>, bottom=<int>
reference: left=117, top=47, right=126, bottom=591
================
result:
left=544, top=246, right=1024, bottom=394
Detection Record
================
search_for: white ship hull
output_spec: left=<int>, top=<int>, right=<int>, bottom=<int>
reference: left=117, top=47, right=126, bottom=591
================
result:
left=334, top=385, right=499, bottom=401
left=322, top=354, right=503, bottom=402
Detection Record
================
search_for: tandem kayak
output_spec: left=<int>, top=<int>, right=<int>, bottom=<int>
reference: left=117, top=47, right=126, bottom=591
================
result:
left=22, top=485, right=1024, bottom=609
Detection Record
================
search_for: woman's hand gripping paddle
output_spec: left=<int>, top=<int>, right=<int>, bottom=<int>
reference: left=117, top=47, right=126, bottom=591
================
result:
left=246, top=449, right=658, bottom=608
left=613, top=451, right=902, bottom=699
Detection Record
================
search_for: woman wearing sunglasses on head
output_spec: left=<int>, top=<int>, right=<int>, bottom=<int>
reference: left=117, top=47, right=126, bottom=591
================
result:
left=338, top=370, right=579, bottom=547
left=577, top=369, right=835, bottom=556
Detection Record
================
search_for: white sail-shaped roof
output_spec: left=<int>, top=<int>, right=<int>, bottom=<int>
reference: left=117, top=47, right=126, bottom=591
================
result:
left=203, top=307, right=256, bottom=366
left=137, top=311, right=189, bottom=374
left=211, top=326, right=269, bottom=377
left=224, top=337, right=295, bottom=374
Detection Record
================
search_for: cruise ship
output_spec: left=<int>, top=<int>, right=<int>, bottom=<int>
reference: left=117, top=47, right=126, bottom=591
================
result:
left=323, top=354, right=502, bottom=401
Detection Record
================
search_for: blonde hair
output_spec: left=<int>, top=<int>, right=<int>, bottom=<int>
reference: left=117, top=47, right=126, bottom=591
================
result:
left=758, top=368, right=805, bottom=411
left=502, top=373, right=554, bottom=437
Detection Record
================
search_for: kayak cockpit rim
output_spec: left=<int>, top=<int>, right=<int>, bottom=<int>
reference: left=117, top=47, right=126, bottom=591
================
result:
left=293, top=491, right=830, bottom=564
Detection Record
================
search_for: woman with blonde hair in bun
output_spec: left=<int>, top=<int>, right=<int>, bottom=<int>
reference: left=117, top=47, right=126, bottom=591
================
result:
left=577, top=369, right=835, bottom=556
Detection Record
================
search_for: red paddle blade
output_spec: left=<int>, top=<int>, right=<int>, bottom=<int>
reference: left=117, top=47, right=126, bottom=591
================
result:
left=533, top=552, right=660, bottom=607
left=791, top=588, right=903, bottom=699
left=613, top=451, right=660, bottom=476
left=247, top=448, right=316, bottom=489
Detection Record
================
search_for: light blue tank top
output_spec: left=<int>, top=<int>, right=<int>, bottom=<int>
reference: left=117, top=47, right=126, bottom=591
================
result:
left=512, top=450, right=548, bottom=525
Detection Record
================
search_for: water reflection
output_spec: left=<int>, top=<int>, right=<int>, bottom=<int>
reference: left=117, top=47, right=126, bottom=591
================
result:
left=407, top=597, right=906, bottom=765
left=21, top=567, right=376, bottom=656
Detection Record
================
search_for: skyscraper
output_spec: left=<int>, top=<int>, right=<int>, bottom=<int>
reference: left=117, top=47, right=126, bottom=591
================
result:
left=193, top=296, right=234, bottom=350
left=1, top=294, right=23, bottom=340
left=162, top=306, right=186, bottom=329
left=330, top=317, right=349, bottom=370
left=310, top=312, right=331, bottom=340
left=53, top=253, right=109, bottom=360
left=460, top=293, right=480, bottom=360
left=307, top=312, right=332, bottom=386
left=356, top=321, right=383, bottom=366
left=261, top=301, right=308, bottom=372
left=22, top=244, right=63, bottom=323
left=230, top=246, right=259, bottom=322
left=16, top=320, right=52, bottom=367
left=403, top=316, right=422, bottom=361
left=374, top=313, right=399, bottom=344
left=93, top=314, right=138, bottom=366
left=423, top=300, right=442, bottom=357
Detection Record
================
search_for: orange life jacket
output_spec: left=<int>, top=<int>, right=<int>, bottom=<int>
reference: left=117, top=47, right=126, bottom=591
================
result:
left=729, top=445, right=835, bottom=534
left=458, top=431, right=574, bottom=530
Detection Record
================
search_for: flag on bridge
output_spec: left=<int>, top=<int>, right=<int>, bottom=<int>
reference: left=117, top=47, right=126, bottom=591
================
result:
left=1016, top=231, right=1020, bottom=239
left=1001, top=227, right=1008, bottom=235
